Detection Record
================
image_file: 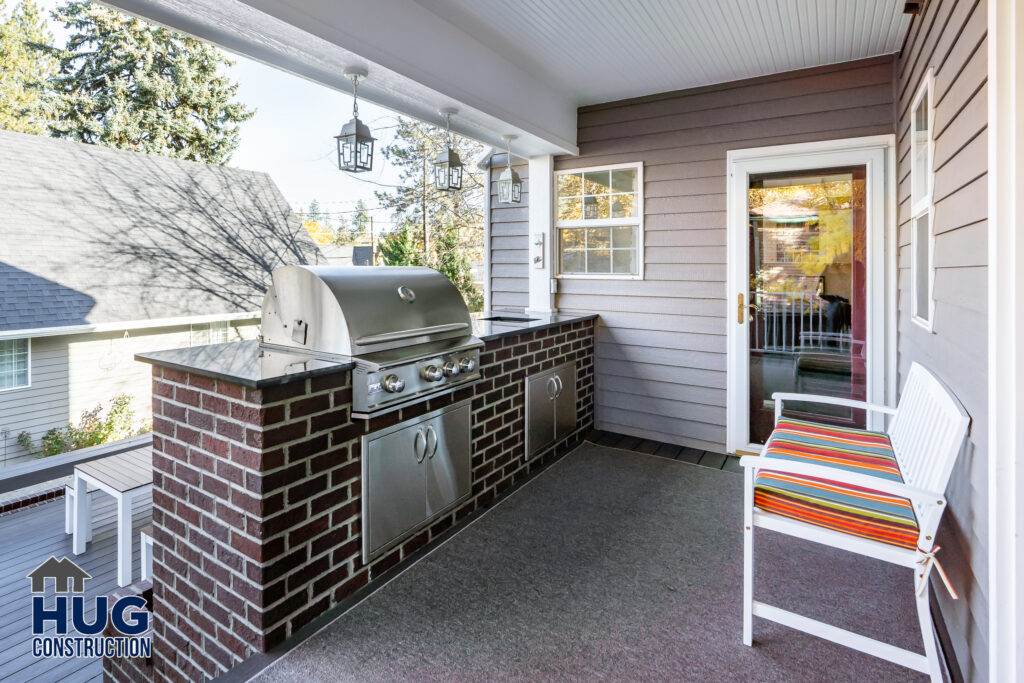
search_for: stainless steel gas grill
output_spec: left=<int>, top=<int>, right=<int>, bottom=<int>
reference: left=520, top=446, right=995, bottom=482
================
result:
left=261, top=265, right=482, bottom=418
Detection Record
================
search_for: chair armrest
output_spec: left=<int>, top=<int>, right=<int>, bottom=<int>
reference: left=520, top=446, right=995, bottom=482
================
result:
left=739, top=455, right=944, bottom=507
left=771, top=392, right=897, bottom=424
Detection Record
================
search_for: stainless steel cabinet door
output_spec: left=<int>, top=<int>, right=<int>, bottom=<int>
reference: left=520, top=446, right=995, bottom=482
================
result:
left=425, top=403, right=471, bottom=516
left=363, top=423, right=428, bottom=558
left=526, top=372, right=557, bottom=458
left=553, top=364, right=577, bottom=440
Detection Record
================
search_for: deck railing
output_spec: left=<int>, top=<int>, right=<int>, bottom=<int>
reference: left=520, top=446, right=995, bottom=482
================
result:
left=750, top=291, right=853, bottom=353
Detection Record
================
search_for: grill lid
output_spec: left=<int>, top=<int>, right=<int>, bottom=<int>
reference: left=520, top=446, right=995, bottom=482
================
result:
left=261, top=265, right=475, bottom=357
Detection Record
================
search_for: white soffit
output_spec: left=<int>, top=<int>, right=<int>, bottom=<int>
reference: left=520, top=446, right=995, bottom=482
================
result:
left=416, top=0, right=912, bottom=106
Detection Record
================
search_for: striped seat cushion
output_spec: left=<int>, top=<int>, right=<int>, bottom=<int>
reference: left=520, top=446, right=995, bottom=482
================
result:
left=753, top=418, right=919, bottom=549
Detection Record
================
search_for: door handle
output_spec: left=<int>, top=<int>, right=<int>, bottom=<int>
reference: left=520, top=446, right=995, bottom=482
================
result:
left=546, top=376, right=558, bottom=399
left=425, top=425, right=438, bottom=458
left=737, top=293, right=745, bottom=325
left=414, top=428, right=427, bottom=463
left=553, top=375, right=563, bottom=397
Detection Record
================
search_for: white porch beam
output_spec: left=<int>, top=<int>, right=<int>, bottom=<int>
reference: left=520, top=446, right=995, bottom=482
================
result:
left=526, top=155, right=555, bottom=314
left=988, top=0, right=1023, bottom=680
left=101, top=0, right=578, bottom=157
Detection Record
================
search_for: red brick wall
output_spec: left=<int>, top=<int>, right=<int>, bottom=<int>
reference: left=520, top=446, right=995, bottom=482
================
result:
left=124, top=319, right=594, bottom=681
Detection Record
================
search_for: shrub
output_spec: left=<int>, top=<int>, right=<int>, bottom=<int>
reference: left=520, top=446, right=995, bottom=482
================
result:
left=33, top=393, right=145, bottom=457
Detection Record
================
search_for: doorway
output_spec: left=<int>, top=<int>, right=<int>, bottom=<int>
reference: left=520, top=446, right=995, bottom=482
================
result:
left=726, top=138, right=891, bottom=454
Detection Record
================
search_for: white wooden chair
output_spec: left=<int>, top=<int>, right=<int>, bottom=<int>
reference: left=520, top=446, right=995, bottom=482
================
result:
left=740, top=362, right=970, bottom=681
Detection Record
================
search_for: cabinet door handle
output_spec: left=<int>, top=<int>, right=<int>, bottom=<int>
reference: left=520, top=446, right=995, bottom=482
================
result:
left=546, top=376, right=558, bottom=399
left=425, top=425, right=438, bottom=458
left=414, top=429, right=427, bottom=463
left=553, top=375, right=563, bottom=397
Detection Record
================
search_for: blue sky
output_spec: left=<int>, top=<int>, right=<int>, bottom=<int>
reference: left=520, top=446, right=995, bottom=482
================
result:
left=37, top=0, right=405, bottom=228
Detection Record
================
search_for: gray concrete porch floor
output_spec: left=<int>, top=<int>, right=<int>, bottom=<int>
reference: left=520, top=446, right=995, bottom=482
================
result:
left=253, top=443, right=927, bottom=682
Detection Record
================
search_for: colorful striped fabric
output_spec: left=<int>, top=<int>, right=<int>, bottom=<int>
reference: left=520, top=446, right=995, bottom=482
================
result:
left=754, top=418, right=919, bottom=549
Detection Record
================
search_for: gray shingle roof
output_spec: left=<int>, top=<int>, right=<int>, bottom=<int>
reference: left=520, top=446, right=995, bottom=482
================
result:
left=0, top=130, right=322, bottom=332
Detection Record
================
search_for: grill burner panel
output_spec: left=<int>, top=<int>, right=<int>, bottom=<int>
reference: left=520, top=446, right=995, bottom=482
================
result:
left=261, top=266, right=482, bottom=418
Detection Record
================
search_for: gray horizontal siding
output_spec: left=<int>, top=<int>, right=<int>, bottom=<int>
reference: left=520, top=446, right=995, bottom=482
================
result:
left=488, top=154, right=529, bottom=311
left=0, top=336, right=69, bottom=464
left=0, top=321, right=259, bottom=467
left=894, top=0, right=988, bottom=679
left=556, top=56, right=895, bottom=450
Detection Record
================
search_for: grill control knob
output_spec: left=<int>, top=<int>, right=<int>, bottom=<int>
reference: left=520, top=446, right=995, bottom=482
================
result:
left=421, top=365, right=444, bottom=382
left=442, top=361, right=460, bottom=378
left=382, top=374, right=405, bottom=393
left=458, top=357, right=476, bottom=373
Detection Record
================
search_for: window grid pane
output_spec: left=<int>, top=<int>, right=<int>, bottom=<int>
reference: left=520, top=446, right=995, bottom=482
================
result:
left=556, top=166, right=641, bottom=276
left=914, top=212, right=931, bottom=320
left=0, top=339, right=29, bottom=389
left=559, top=226, right=637, bottom=275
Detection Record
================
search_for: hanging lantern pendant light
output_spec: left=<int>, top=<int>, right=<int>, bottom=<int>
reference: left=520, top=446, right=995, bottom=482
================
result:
left=497, top=134, right=522, bottom=203
left=433, top=108, right=463, bottom=191
left=335, top=67, right=375, bottom=173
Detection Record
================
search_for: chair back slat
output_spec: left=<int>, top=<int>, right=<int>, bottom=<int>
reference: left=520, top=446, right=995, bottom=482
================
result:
left=886, top=363, right=970, bottom=514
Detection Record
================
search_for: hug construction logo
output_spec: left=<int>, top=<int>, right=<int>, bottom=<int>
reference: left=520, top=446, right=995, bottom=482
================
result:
left=26, top=555, right=151, bottom=659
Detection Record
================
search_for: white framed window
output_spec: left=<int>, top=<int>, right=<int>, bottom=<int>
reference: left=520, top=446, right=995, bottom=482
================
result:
left=555, top=162, right=643, bottom=279
left=190, top=320, right=230, bottom=346
left=910, top=70, right=935, bottom=330
left=0, top=338, right=30, bottom=391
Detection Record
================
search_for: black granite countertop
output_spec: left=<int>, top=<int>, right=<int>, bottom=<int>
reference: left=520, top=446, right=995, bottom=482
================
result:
left=134, top=314, right=595, bottom=387
left=135, top=340, right=355, bottom=389
left=471, top=312, right=598, bottom=342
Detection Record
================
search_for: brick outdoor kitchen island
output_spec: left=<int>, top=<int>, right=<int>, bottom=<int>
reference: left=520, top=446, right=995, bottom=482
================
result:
left=113, top=313, right=595, bottom=681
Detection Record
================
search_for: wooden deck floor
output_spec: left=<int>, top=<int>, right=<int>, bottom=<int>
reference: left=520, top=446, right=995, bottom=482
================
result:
left=0, top=493, right=152, bottom=683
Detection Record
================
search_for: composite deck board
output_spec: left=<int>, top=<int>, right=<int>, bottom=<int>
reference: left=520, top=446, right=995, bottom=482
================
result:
left=0, top=492, right=151, bottom=682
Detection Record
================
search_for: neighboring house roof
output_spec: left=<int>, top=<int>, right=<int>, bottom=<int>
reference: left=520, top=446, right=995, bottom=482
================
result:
left=0, top=130, right=322, bottom=333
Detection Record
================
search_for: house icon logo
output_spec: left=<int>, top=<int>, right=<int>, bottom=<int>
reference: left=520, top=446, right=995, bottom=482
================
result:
left=26, top=556, right=92, bottom=593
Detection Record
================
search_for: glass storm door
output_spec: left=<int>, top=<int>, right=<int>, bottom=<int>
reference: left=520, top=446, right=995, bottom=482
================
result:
left=745, top=166, right=869, bottom=445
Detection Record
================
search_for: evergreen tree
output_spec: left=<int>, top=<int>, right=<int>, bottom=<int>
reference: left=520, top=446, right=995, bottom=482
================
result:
left=350, top=198, right=370, bottom=241
left=331, top=214, right=351, bottom=245
left=33, top=1, right=253, bottom=164
left=374, top=116, right=484, bottom=308
left=435, top=224, right=483, bottom=311
left=377, top=223, right=422, bottom=267
left=0, top=0, right=55, bottom=134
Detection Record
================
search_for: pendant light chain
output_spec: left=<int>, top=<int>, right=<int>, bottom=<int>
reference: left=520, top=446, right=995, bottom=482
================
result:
left=352, top=75, right=360, bottom=119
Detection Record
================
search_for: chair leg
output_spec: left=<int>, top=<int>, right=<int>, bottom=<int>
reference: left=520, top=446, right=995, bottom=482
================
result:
left=915, top=581, right=943, bottom=682
left=73, top=475, right=88, bottom=555
left=65, top=488, right=73, bottom=535
left=117, top=493, right=132, bottom=587
left=141, top=533, right=152, bottom=582
left=743, top=465, right=755, bottom=646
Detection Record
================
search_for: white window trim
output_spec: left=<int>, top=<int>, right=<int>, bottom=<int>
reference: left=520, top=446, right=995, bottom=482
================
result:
left=0, top=338, right=31, bottom=392
left=554, top=161, right=644, bottom=280
left=910, top=70, right=936, bottom=332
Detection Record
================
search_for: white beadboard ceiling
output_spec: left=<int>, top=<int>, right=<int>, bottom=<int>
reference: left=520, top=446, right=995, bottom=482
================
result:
left=416, top=0, right=912, bottom=106
left=105, top=0, right=911, bottom=155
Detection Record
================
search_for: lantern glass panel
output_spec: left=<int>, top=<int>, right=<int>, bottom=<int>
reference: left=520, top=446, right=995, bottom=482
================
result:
left=511, top=182, right=522, bottom=202
left=498, top=179, right=512, bottom=203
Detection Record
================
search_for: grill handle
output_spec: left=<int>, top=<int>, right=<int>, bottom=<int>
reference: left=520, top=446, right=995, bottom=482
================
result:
left=354, top=322, right=469, bottom=346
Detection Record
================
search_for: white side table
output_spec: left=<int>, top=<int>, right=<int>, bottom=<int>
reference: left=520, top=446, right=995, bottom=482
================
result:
left=72, top=448, right=153, bottom=587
